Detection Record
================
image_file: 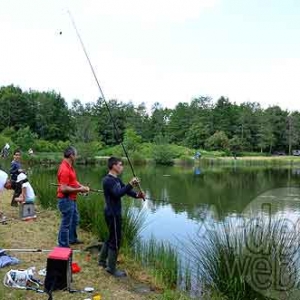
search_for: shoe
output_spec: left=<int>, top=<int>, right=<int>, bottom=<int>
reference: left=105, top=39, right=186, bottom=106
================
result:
left=105, top=249, right=127, bottom=278
left=70, top=240, right=84, bottom=245
left=98, top=243, right=108, bottom=268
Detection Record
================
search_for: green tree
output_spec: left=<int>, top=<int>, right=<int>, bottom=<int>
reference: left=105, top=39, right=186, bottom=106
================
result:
left=184, top=122, right=210, bottom=149
left=29, top=90, right=71, bottom=140
left=13, top=127, right=38, bottom=150
left=123, top=128, right=142, bottom=154
left=152, top=135, right=174, bottom=165
left=205, top=131, right=229, bottom=151
left=256, top=112, right=276, bottom=153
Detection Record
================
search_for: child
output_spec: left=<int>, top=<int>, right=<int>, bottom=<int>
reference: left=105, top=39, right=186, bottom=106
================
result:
left=10, top=149, right=25, bottom=206
left=15, top=173, right=35, bottom=203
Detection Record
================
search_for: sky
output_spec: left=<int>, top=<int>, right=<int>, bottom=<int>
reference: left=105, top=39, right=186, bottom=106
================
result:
left=1, top=0, right=300, bottom=111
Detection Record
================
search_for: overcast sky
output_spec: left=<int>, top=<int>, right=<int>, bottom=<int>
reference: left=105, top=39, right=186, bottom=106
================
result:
left=1, top=0, right=300, bottom=111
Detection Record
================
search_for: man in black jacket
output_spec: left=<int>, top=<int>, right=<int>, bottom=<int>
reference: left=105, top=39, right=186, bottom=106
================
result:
left=98, top=157, right=144, bottom=277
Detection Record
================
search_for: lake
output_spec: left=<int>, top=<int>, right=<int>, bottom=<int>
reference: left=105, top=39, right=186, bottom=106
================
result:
left=14, top=163, right=300, bottom=247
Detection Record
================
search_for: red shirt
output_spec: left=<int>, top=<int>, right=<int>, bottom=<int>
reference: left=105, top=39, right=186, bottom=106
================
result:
left=57, top=159, right=79, bottom=200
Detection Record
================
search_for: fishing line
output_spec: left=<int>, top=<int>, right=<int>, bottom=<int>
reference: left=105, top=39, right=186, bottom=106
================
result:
left=67, top=11, right=144, bottom=199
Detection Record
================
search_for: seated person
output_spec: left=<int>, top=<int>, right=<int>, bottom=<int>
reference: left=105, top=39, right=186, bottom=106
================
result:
left=15, top=173, right=35, bottom=203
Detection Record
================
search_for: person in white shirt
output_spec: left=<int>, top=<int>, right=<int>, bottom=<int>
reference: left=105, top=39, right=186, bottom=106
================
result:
left=0, top=170, right=11, bottom=191
left=0, top=170, right=12, bottom=221
left=15, top=173, right=35, bottom=203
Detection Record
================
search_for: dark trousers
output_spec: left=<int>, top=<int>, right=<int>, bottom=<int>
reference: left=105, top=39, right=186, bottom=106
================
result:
left=57, top=198, right=79, bottom=247
left=105, top=214, right=122, bottom=251
left=10, top=180, right=20, bottom=207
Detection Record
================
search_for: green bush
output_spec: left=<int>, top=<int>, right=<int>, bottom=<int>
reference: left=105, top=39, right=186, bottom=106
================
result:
left=139, top=143, right=154, bottom=158
left=205, top=131, right=230, bottom=151
left=0, top=134, right=14, bottom=150
left=76, top=141, right=102, bottom=160
left=153, top=144, right=175, bottom=165
left=98, top=145, right=123, bottom=157
left=169, top=144, right=194, bottom=158
left=34, top=139, right=58, bottom=152
left=1, top=127, right=15, bottom=138
left=13, top=126, right=38, bottom=150
left=56, top=141, right=70, bottom=152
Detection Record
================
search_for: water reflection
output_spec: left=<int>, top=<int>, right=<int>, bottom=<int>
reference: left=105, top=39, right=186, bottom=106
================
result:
left=7, top=163, right=300, bottom=244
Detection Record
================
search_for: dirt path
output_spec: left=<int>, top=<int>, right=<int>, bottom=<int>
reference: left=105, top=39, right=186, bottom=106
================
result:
left=0, top=190, right=155, bottom=300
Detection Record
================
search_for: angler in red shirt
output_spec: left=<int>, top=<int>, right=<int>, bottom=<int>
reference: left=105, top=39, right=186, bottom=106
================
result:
left=57, top=146, right=89, bottom=247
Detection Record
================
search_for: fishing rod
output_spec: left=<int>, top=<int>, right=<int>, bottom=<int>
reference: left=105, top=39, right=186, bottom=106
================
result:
left=68, top=11, right=145, bottom=200
left=4, top=248, right=83, bottom=253
left=50, top=183, right=102, bottom=193
left=50, top=183, right=190, bottom=206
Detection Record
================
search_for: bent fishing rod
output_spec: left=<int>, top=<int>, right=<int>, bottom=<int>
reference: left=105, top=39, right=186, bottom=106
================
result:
left=68, top=11, right=145, bottom=200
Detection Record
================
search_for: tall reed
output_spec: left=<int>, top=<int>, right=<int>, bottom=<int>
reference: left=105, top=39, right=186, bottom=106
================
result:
left=188, top=217, right=300, bottom=299
left=132, top=237, right=188, bottom=289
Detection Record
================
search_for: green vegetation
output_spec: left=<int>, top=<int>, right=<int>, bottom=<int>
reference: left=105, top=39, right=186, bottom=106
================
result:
left=1, top=85, right=300, bottom=164
left=132, top=238, right=182, bottom=289
left=189, top=218, right=300, bottom=299
left=30, top=172, right=189, bottom=294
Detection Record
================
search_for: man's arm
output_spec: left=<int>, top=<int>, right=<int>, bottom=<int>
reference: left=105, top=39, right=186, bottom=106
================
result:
left=119, top=180, right=137, bottom=198
left=15, top=187, right=26, bottom=202
left=126, top=189, right=138, bottom=199
left=58, top=171, right=87, bottom=194
left=106, top=178, right=133, bottom=198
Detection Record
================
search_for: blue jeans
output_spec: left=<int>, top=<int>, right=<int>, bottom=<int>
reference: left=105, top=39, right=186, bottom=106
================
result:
left=57, top=198, right=79, bottom=247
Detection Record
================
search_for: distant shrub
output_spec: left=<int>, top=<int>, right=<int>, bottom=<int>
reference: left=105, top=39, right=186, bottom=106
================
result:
left=56, top=141, right=71, bottom=152
left=153, top=144, right=175, bottom=165
left=34, top=139, right=58, bottom=152
left=205, top=131, right=229, bottom=151
left=13, top=127, right=38, bottom=150
left=98, top=145, right=123, bottom=157
left=0, top=134, right=14, bottom=150
left=1, top=127, right=15, bottom=138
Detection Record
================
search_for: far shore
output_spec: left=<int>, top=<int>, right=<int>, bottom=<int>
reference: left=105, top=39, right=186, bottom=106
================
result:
left=3, top=153, right=297, bottom=167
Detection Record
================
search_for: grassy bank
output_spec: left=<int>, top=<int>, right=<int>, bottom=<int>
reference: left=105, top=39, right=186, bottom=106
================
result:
left=198, top=155, right=300, bottom=167
left=30, top=174, right=192, bottom=291
left=11, top=149, right=300, bottom=167
left=0, top=191, right=191, bottom=300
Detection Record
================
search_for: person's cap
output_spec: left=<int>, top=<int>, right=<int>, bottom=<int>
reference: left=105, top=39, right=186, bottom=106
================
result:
left=17, top=173, right=27, bottom=183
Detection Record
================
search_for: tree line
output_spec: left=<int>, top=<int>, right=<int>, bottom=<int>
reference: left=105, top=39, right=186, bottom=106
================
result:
left=0, top=84, right=299, bottom=154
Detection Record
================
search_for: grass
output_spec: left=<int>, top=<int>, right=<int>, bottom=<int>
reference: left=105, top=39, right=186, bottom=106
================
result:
left=0, top=191, right=151, bottom=300
left=131, top=238, right=190, bottom=290
left=188, top=217, right=300, bottom=299
left=29, top=172, right=188, bottom=294
left=0, top=190, right=192, bottom=299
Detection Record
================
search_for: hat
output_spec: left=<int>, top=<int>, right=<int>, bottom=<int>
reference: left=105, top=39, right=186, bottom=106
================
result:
left=0, top=170, right=8, bottom=190
left=17, top=173, right=27, bottom=183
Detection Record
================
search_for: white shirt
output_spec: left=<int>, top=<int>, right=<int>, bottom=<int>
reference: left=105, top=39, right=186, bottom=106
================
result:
left=22, top=182, right=35, bottom=201
left=0, top=170, right=8, bottom=191
left=4, top=143, right=10, bottom=150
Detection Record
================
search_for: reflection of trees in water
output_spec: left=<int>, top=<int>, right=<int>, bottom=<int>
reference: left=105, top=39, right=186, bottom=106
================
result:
left=132, top=167, right=299, bottom=222
left=30, top=165, right=300, bottom=224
